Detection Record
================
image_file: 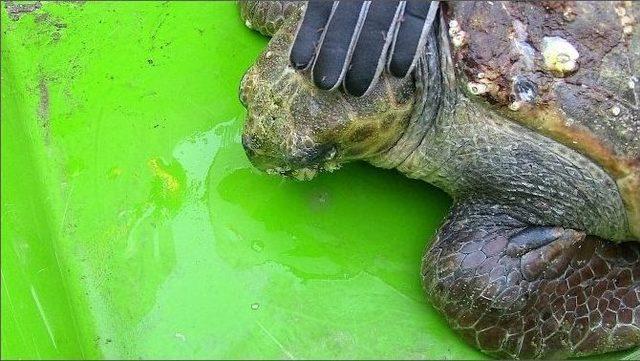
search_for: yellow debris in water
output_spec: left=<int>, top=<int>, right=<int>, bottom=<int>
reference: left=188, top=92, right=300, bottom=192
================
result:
left=148, top=158, right=180, bottom=194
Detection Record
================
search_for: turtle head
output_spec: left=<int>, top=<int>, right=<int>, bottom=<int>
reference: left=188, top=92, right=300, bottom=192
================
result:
left=240, top=25, right=417, bottom=180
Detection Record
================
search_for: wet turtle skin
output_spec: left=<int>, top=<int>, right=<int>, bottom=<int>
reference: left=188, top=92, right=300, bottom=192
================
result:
left=237, top=1, right=640, bottom=358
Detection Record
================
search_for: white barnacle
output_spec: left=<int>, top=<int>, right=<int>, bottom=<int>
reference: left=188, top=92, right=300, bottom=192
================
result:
left=616, top=3, right=635, bottom=35
left=448, top=19, right=467, bottom=48
left=509, top=101, right=522, bottom=111
left=563, top=9, right=576, bottom=22
left=283, top=66, right=296, bottom=76
left=611, top=105, right=621, bottom=116
left=467, top=82, right=488, bottom=95
left=452, top=32, right=467, bottom=48
left=449, top=20, right=460, bottom=34
left=542, top=36, right=580, bottom=77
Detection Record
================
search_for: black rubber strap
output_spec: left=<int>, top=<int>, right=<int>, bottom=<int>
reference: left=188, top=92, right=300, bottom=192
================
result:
left=344, top=1, right=403, bottom=96
left=312, top=0, right=367, bottom=90
left=289, top=0, right=335, bottom=70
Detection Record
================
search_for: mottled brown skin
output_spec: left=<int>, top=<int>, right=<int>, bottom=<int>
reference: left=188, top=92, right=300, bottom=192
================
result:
left=239, top=1, right=416, bottom=180
left=238, top=1, right=640, bottom=359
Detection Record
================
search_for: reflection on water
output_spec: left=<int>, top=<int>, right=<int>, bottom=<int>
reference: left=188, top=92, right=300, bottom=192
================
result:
left=211, top=162, right=452, bottom=298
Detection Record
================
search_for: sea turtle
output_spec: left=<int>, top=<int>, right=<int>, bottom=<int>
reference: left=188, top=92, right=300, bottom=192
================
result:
left=237, top=1, right=640, bottom=358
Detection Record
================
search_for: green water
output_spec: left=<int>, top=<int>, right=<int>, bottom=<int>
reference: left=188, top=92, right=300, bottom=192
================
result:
left=1, top=2, right=476, bottom=358
left=2, top=2, right=636, bottom=360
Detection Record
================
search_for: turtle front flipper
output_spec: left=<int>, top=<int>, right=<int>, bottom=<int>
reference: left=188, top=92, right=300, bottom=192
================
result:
left=422, top=202, right=640, bottom=359
left=238, top=1, right=302, bottom=37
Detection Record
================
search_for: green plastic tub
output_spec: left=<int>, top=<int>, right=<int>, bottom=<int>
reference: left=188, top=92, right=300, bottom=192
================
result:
left=1, top=2, right=637, bottom=360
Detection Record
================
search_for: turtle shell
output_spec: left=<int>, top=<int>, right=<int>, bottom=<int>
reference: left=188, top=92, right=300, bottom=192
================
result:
left=446, top=1, right=640, bottom=238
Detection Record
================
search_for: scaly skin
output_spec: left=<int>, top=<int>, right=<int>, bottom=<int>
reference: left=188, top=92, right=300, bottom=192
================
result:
left=237, top=1, right=640, bottom=358
left=422, top=202, right=639, bottom=358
